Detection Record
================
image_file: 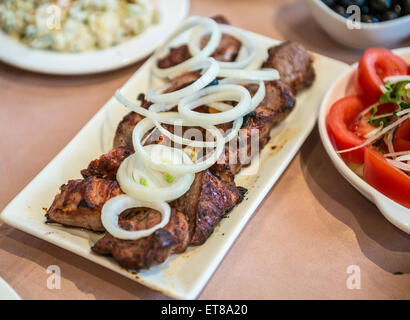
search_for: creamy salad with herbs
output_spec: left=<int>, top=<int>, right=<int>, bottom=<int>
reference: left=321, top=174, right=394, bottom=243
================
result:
left=0, top=0, right=159, bottom=52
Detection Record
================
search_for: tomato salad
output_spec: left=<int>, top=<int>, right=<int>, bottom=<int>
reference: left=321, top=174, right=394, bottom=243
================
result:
left=327, top=48, right=410, bottom=208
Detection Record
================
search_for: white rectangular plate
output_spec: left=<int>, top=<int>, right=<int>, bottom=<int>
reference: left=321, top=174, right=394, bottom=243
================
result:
left=1, top=28, right=349, bottom=300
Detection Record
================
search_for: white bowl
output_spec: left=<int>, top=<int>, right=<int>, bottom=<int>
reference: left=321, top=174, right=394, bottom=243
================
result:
left=307, top=0, right=410, bottom=49
left=318, top=47, right=410, bottom=234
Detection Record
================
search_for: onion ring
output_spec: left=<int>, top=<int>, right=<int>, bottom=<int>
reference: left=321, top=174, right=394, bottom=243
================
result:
left=178, top=84, right=252, bottom=125
left=101, top=195, right=171, bottom=240
left=116, top=149, right=195, bottom=202
left=133, top=118, right=225, bottom=175
left=147, top=58, right=220, bottom=104
left=151, top=17, right=222, bottom=79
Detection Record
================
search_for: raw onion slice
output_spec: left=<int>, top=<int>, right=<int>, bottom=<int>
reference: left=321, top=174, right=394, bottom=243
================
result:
left=147, top=58, right=220, bottom=104
left=189, top=24, right=256, bottom=69
left=384, top=75, right=410, bottom=85
left=133, top=118, right=225, bottom=175
left=219, top=78, right=265, bottom=110
left=101, top=195, right=171, bottom=240
left=384, top=151, right=410, bottom=158
left=115, top=90, right=186, bottom=124
left=384, top=130, right=395, bottom=155
left=178, top=84, right=252, bottom=125
left=151, top=103, right=243, bottom=147
left=116, top=150, right=195, bottom=203
left=386, top=159, right=410, bottom=172
left=151, top=17, right=222, bottom=79
left=396, top=154, right=410, bottom=161
left=218, top=68, right=279, bottom=81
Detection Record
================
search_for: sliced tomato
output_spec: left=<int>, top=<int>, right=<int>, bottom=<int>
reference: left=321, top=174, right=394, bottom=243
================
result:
left=327, top=96, right=367, bottom=163
left=393, top=118, right=410, bottom=152
left=364, top=148, right=410, bottom=208
left=357, top=48, right=408, bottom=104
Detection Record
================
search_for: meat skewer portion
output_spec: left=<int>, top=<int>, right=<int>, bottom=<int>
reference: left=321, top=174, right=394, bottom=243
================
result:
left=211, top=80, right=296, bottom=181
left=157, top=15, right=241, bottom=69
left=92, top=209, right=189, bottom=270
left=171, top=170, right=246, bottom=246
left=46, top=176, right=122, bottom=232
left=46, top=20, right=316, bottom=271
left=262, top=41, right=315, bottom=95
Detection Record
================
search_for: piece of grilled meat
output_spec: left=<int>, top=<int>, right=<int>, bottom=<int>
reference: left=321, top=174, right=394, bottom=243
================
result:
left=171, top=169, right=246, bottom=246
left=157, top=15, right=241, bottom=69
left=46, top=176, right=122, bottom=232
left=92, top=208, right=189, bottom=270
left=262, top=41, right=315, bottom=95
left=81, top=147, right=131, bottom=180
left=211, top=80, right=296, bottom=180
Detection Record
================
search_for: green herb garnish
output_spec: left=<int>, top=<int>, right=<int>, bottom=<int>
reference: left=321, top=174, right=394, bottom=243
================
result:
left=163, top=172, right=174, bottom=183
left=139, top=177, right=148, bottom=186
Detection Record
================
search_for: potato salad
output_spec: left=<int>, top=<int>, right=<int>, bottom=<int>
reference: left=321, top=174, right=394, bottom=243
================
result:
left=0, top=0, right=159, bottom=52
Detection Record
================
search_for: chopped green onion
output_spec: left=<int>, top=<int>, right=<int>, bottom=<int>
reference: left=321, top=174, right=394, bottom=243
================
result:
left=163, top=172, right=174, bottom=183
left=139, top=177, right=148, bottom=186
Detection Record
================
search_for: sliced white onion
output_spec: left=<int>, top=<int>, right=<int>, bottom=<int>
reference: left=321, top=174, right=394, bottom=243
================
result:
left=380, top=85, right=388, bottom=94
left=364, top=125, right=382, bottom=139
left=147, top=58, right=220, bottom=104
left=189, top=24, right=256, bottom=69
left=101, top=194, right=171, bottom=240
left=219, top=78, right=266, bottom=110
left=151, top=17, right=222, bottom=79
left=386, top=159, right=410, bottom=172
left=116, top=150, right=195, bottom=203
left=372, top=109, right=410, bottom=120
left=151, top=103, right=243, bottom=147
left=384, top=75, right=410, bottom=85
left=218, top=68, right=279, bottom=81
left=384, top=130, right=395, bottom=155
left=133, top=118, right=225, bottom=175
left=384, top=151, right=410, bottom=158
left=115, top=91, right=186, bottom=124
left=358, top=103, right=379, bottom=119
left=396, top=154, right=410, bottom=161
left=178, top=84, right=252, bottom=125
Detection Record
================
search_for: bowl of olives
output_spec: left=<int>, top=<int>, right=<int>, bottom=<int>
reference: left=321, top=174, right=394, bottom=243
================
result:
left=307, top=0, right=410, bottom=49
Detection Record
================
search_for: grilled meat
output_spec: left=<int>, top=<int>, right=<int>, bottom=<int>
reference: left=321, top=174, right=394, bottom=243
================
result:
left=211, top=80, right=296, bottom=179
left=46, top=176, right=122, bottom=232
left=171, top=169, right=246, bottom=246
left=157, top=15, right=241, bottom=69
left=81, top=147, right=131, bottom=180
left=262, top=41, right=315, bottom=95
left=157, top=34, right=241, bottom=69
left=92, top=209, right=189, bottom=270
left=164, top=71, right=201, bottom=93
left=113, top=111, right=144, bottom=150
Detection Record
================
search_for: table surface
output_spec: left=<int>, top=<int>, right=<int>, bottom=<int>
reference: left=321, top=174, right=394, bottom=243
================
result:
left=1, top=0, right=409, bottom=300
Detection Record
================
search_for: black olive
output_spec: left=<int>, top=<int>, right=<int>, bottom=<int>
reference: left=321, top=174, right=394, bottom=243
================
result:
left=370, top=0, right=392, bottom=12
left=393, top=4, right=403, bottom=15
left=340, top=0, right=367, bottom=6
left=361, top=14, right=375, bottom=22
left=362, top=5, right=370, bottom=14
left=333, top=4, right=347, bottom=16
left=322, top=0, right=336, bottom=7
left=401, top=0, right=410, bottom=15
left=382, top=10, right=399, bottom=19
